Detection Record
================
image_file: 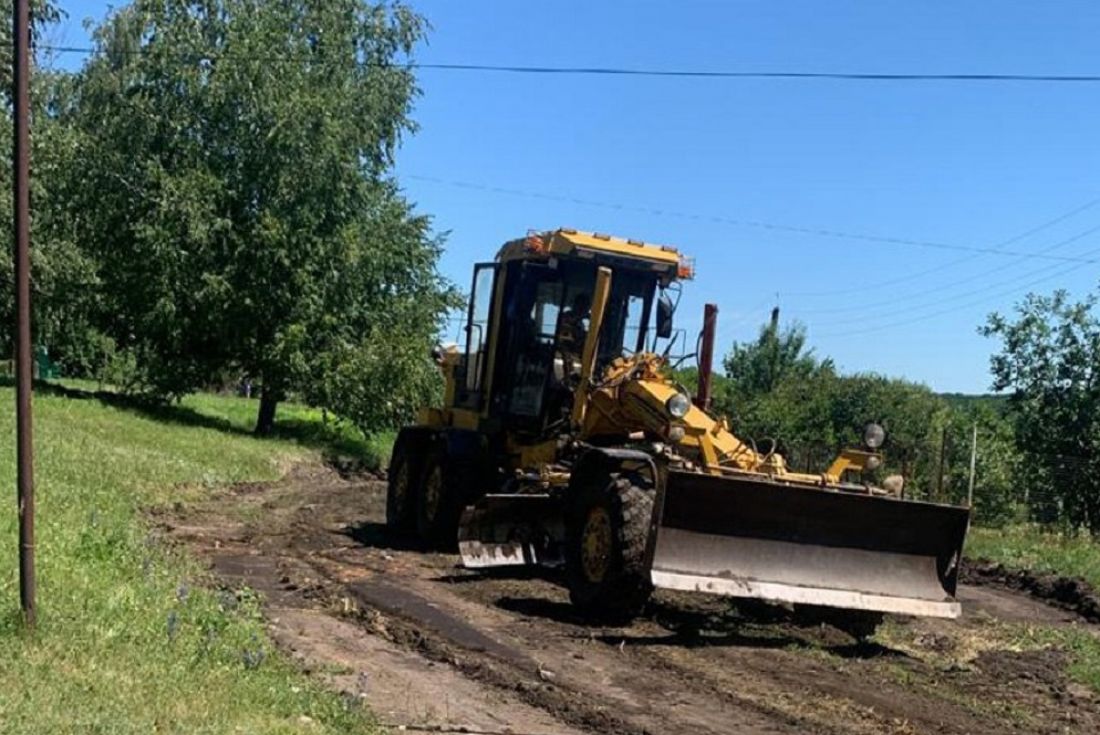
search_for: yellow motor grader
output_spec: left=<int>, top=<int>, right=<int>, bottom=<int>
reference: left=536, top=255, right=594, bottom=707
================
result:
left=387, top=229, right=970, bottom=622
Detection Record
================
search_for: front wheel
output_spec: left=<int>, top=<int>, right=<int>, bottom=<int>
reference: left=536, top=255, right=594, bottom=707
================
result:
left=564, top=473, right=655, bottom=623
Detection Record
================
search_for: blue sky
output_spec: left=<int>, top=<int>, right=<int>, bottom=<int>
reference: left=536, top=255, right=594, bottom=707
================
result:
left=51, top=1, right=1100, bottom=393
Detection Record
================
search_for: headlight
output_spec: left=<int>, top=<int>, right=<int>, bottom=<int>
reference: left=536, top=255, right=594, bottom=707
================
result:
left=863, top=422, right=886, bottom=450
left=865, top=455, right=882, bottom=471
left=666, top=392, right=691, bottom=419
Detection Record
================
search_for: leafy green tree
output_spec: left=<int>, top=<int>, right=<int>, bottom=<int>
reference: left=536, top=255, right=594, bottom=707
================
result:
left=827, top=373, right=950, bottom=494
left=62, top=0, right=457, bottom=433
left=0, top=1, right=61, bottom=100
left=944, top=402, right=1019, bottom=526
left=716, top=312, right=836, bottom=455
left=714, top=314, right=955, bottom=492
left=0, top=2, right=85, bottom=360
left=724, top=309, right=832, bottom=395
left=1, top=7, right=111, bottom=375
left=983, top=289, right=1100, bottom=531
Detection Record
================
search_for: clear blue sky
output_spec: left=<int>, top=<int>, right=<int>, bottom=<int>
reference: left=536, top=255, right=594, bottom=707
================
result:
left=52, top=1, right=1100, bottom=393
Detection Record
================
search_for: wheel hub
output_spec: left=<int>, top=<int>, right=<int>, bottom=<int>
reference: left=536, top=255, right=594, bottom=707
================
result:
left=581, top=507, right=612, bottom=583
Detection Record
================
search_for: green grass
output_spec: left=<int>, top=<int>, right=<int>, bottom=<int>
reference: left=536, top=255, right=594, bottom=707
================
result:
left=1014, top=626, right=1100, bottom=692
left=964, top=525, right=1100, bottom=693
left=966, top=525, right=1100, bottom=589
left=51, top=379, right=396, bottom=471
left=0, top=384, right=387, bottom=733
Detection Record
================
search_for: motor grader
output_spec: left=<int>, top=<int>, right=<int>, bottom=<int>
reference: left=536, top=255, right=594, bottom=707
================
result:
left=387, top=228, right=970, bottom=622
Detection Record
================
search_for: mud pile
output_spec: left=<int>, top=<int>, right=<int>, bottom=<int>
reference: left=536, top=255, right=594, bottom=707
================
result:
left=962, top=560, right=1100, bottom=622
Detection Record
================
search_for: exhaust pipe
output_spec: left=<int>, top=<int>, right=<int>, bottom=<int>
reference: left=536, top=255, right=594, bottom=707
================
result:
left=695, top=303, right=718, bottom=411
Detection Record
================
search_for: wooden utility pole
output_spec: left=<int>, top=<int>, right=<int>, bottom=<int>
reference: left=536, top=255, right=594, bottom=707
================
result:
left=13, top=0, right=35, bottom=627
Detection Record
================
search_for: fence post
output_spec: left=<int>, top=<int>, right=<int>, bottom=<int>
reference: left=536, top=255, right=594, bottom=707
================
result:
left=967, top=423, right=978, bottom=508
left=935, top=425, right=948, bottom=503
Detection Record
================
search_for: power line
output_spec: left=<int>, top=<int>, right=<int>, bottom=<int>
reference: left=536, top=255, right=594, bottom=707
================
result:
left=802, top=212, right=1100, bottom=328
left=811, top=256, right=1096, bottom=339
left=782, top=194, right=1100, bottom=298
left=408, top=174, right=1100, bottom=265
left=809, top=242, right=1099, bottom=328
left=32, top=43, right=1100, bottom=84
left=411, top=66, right=1100, bottom=84
left=798, top=222, right=1100, bottom=318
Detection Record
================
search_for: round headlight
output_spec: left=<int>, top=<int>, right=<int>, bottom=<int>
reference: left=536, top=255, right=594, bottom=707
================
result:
left=666, top=392, right=691, bottom=419
left=865, top=454, right=882, bottom=471
left=863, top=422, right=886, bottom=450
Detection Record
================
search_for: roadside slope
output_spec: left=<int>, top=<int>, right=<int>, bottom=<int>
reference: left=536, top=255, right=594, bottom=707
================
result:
left=0, top=385, right=380, bottom=734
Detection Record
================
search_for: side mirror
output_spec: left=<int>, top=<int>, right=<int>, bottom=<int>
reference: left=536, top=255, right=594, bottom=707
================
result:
left=656, top=290, right=674, bottom=339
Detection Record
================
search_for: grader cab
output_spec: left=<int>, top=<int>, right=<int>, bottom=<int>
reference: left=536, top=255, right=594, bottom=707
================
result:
left=387, top=229, right=970, bottom=622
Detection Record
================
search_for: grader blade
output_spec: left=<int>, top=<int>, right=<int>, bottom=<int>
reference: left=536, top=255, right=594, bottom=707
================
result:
left=650, top=471, right=970, bottom=618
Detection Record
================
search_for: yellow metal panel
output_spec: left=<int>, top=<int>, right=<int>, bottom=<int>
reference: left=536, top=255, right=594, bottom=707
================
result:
left=572, top=266, right=613, bottom=427
left=417, top=407, right=446, bottom=428
left=825, top=449, right=879, bottom=483
left=517, top=439, right=559, bottom=468
left=496, top=228, right=682, bottom=268
left=450, top=408, right=480, bottom=431
left=551, top=229, right=681, bottom=266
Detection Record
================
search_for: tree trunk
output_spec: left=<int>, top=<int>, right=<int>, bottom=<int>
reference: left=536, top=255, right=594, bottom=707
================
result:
left=255, top=385, right=279, bottom=436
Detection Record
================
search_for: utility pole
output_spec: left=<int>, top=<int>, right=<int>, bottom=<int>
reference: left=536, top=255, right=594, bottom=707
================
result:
left=967, top=423, right=978, bottom=507
left=13, top=0, right=35, bottom=627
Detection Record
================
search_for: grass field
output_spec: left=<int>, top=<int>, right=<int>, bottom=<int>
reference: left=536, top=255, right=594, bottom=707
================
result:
left=965, top=525, right=1100, bottom=690
left=0, top=383, right=386, bottom=733
left=967, top=525, right=1100, bottom=589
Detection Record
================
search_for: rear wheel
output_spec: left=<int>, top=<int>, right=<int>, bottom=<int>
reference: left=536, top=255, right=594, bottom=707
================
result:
left=417, top=449, right=469, bottom=550
left=386, top=443, right=418, bottom=531
left=565, top=473, right=655, bottom=622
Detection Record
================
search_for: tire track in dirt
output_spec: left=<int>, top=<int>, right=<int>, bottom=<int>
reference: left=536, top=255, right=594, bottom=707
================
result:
left=156, top=464, right=1100, bottom=735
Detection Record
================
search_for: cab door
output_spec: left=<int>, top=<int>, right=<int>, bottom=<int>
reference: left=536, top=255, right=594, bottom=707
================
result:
left=455, top=263, right=497, bottom=410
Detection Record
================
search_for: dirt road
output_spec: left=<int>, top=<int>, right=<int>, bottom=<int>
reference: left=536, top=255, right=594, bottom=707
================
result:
left=158, top=464, right=1100, bottom=734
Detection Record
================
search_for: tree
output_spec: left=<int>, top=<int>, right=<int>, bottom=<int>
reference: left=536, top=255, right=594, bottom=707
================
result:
left=982, top=290, right=1100, bottom=532
left=713, top=314, right=952, bottom=490
left=0, top=2, right=84, bottom=363
left=827, top=373, right=950, bottom=497
left=63, top=0, right=457, bottom=433
left=1, top=5, right=111, bottom=374
left=944, top=401, right=1019, bottom=527
left=724, top=309, right=831, bottom=395
left=716, top=311, right=837, bottom=455
left=0, top=1, right=61, bottom=100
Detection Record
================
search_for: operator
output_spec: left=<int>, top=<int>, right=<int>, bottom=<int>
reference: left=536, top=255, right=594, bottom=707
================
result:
left=557, top=291, right=591, bottom=368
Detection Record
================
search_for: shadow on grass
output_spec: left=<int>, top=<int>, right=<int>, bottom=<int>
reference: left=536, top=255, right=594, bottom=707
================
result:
left=18, top=378, right=385, bottom=471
